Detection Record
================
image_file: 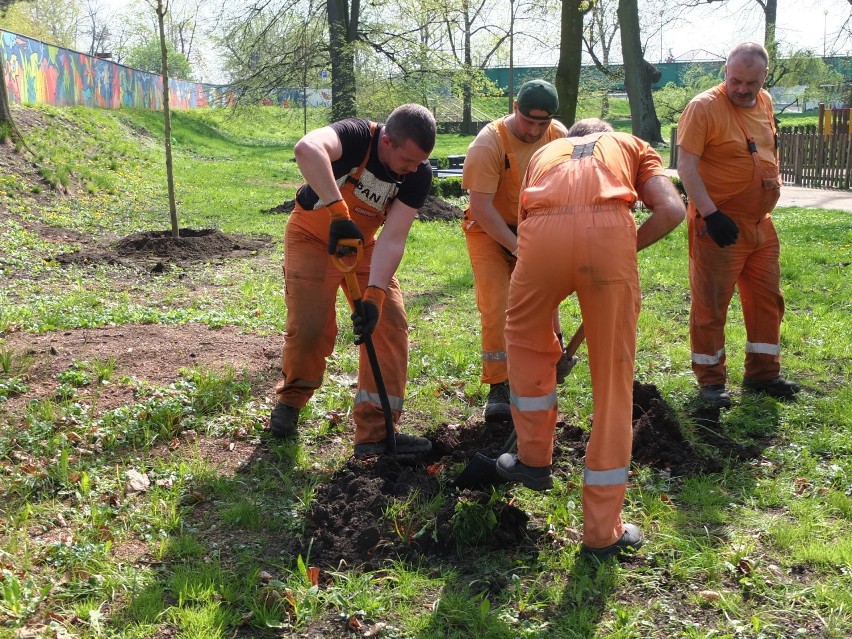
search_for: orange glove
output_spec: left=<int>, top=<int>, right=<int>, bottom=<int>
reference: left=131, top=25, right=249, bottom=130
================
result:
left=351, top=286, right=386, bottom=345
left=327, top=199, right=363, bottom=254
left=327, top=199, right=350, bottom=220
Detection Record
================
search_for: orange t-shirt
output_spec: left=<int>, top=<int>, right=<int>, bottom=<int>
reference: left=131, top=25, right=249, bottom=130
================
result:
left=677, top=84, right=777, bottom=203
left=521, top=132, right=665, bottom=210
left=462, top=117, right=568, bottom=194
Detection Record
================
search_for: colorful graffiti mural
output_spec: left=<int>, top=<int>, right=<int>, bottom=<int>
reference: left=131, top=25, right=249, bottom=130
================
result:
left=1, top=29, right=232, bottom=110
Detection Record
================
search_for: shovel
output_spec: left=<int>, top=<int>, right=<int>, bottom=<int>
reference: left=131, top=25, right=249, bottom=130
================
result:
left=332, top=238, right=397, bottom=455
left=452, top=323, right=585, bottom=490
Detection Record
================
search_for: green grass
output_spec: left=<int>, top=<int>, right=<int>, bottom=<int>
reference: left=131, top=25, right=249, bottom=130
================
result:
left=0, top=101, right=850, bottom=638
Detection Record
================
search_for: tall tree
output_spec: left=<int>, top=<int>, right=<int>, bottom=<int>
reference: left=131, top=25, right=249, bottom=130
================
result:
left=327, top=0, right=358, bottom=119
left=618, top=0, right=663, bottom=143
left=79, top=0, right=114, bottom=57
left=555, top=0, right=592, bottom=127
left=583, top=0, right=620, bottom=118
left=219, top=0, right=327, bottom=127
left=441, top=0, right=510, bottom=133
left=0, top=0, right=25, bottom=144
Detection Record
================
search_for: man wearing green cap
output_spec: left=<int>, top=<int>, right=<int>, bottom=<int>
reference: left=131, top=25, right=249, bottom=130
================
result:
left=461, top=79, right=572, bottom=423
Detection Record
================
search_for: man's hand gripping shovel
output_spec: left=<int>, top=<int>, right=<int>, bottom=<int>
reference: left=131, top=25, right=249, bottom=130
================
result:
left=452, top=323, right=585, bottom=490
left=332, top=238, right=397, bottom=456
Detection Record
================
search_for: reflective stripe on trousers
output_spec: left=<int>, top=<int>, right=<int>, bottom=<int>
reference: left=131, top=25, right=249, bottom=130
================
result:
left=688, top=204, right=784, bottom=386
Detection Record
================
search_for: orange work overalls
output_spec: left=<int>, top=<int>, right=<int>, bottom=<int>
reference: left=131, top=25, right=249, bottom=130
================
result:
left=506, top=136, right=640, bottom=549
left=463, top=118, right=564, bottom=384
left=275, top=124, right=409, bottom=444
left=688, top=92, right=784, bottom=387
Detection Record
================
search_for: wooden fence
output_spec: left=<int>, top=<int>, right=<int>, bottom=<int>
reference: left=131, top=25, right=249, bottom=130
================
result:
left=670, top=126, right=852, bottom=190
left=778, top=126, right=852, bottom=189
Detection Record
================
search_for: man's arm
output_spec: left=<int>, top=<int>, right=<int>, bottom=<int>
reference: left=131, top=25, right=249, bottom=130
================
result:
left=676, top=148, right=715, bottom=217
left=293, top=126, right=345, bottom=203
left=367, top=200, right=419, bottom=289
left=636, top=175, right=686, bottom=251
left=469, top=190, right=519, bottom=253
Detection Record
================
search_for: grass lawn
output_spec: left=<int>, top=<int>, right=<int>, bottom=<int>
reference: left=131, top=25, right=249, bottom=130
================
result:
left=0, top=102, right=850, bottom=639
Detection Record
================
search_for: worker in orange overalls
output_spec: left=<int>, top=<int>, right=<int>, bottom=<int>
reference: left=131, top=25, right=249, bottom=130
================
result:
left=496, top=119, right=685, bottom=559
left=461, top=79, right=575, bottom=424
left=678, top=42, right=800, bottom=409
left=269, top=104, right=436, bottom=457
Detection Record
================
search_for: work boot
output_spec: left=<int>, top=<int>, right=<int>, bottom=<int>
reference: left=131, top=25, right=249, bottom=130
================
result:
left=742, top=376, right=801, bottom=399
left=556, top=349, right=579, bottom=384
left=495, top=453, right=553, bottom=491
left=484, top=382, right=511, bottom=423
left=269, top=403, right=299, bottom=438
left=580, top=523, right=644, bottom=559
left=354, top=431, right=432, bottom=458
left=699, top=384, right=732, bottom=409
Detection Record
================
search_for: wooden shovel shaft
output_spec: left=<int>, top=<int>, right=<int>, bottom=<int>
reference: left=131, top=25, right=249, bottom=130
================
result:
left=565, top=322, right=585, bottom=358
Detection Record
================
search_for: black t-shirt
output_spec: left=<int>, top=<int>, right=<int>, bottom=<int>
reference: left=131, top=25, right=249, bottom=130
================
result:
left=295, top=119, right=433, bottom=213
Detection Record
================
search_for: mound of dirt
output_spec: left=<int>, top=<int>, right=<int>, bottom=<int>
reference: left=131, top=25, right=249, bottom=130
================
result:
left=417, top=195, right=464, bottom=221
left=54, top=228, right=272, bottom=270
left=283, top=380, right=743, bottom=571
left=260, top=195, right=463, bottom=221
left=284, top=420, right=541, bottom=573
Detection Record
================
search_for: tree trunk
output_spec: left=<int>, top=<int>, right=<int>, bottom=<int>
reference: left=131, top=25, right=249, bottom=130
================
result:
left=0, top=60, right=15, bottom=137
left=618, top=0, right=663, bottom=144
left=328, top=0, right=357, bottom=120
left=462, top=1, right=473, bottom=134
left=507, top=0, right=514, bottom=115
left=157, top=0, right=180, bottom=238
left=763, top=0, right=778, bottom=69
left=555, top=0, right=590, bottom=127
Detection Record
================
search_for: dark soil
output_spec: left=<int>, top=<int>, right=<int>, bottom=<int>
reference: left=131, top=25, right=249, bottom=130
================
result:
left=276, top=380, right=750, bottom=572
left=53, top=228, right=272, bottom=271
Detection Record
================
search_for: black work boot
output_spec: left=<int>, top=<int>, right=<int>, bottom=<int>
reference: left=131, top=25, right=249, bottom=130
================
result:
left=742, top=376, right=801, bottom=399
left=580, top=523, right=644, bottom=559
left=484, top=381, right=511, bottom=423
left=269, top=403, right=299, bottom=438
left=354, top=431, right=432, bottom=458
left=495, top=453, right=553, bottom=491
left=699, top=384, right=732, bottom=409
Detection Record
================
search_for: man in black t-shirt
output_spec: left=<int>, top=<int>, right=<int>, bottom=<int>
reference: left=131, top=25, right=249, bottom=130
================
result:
left=269, top=104, right=436, bottom=457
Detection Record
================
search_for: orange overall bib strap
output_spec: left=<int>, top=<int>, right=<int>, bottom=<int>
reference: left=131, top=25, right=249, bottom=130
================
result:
left=289, top=122, right=388, bottom=244
left=714, top=92, right=781, bottom=222
left=492, top=118, right=566, bottom=224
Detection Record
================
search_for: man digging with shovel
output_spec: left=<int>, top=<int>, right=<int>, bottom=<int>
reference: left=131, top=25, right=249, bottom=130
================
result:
left=269, top=104, right=436, bottom=457
left=495, top=119, right=685, bottom=558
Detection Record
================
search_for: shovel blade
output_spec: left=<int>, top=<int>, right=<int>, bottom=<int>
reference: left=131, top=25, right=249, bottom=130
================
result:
left=452, top=452, right=508, bottom=490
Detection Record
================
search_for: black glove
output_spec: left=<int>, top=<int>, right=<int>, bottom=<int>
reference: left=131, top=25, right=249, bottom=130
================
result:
left=703, top=210, right=739, bottom=248
left=351, top=286, right=385, bottom=345
left=328, top=218, right=364, bottom=255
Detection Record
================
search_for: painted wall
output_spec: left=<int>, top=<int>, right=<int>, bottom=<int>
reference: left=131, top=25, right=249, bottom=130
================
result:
left=1, top=29, right=232, bottom=109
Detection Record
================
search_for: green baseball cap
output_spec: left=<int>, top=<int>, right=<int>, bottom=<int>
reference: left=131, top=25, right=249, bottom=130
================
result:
left=516, top=80, right=558, bottom=120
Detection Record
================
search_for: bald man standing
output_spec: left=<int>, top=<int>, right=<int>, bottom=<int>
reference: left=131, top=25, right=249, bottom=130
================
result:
left=678, top=42, right=800, bottom=409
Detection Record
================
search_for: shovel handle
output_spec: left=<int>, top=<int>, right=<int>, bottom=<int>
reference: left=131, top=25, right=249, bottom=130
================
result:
left=330, top=237, right=397, bottom=455
left=331, top=238, right=364, bottom=300
left=565, top=323, right=585, bottom=358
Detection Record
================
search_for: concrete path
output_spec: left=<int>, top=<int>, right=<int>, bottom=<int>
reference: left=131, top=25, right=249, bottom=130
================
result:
left=663, top=168, right=852, bottom=212
left=776, top=184, right=852, bottom=212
